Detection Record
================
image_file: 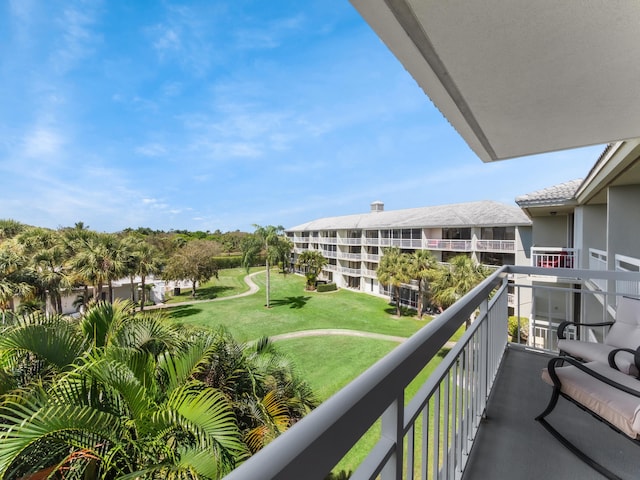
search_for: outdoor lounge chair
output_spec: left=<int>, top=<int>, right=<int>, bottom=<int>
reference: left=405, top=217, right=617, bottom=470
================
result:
left=557, top=296, right=640, bottom=377
left=536, top=351, right=640, bottom=479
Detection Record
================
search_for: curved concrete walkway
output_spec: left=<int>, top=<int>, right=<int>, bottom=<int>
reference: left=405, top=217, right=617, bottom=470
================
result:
left=148, top=270, right=262, bottom=310
left=269, top=329, right=408, bottom=343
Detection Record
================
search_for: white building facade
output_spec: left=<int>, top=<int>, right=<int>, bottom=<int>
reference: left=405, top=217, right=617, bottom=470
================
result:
left=287, top=200, right=532, bottom=310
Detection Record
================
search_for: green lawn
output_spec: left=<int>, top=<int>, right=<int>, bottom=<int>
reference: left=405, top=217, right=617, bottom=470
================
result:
left=163, top=267, right=262, bottom=303
left=167, top=270, right=428, bottom=342
left=165, top=269, right=459, bottom=475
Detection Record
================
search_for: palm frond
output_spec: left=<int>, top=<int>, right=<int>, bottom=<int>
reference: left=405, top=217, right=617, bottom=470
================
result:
left=157, top=386, right=245, bottom=457
left=0, top=399, right=120, bottom=478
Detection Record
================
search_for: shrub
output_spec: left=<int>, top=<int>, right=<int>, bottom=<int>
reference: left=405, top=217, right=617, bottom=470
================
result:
left=212, top=255, right=243, bottom=269
left=508, top=316, right=529, bottom=343
left=316, top=283, right=337, bottom=293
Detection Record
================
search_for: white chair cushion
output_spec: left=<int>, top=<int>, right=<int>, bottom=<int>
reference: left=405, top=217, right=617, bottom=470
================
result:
left=558, top=339, right=638, bottom=376
left=542, top=361, right=640, bottom=439
left=605, top=296, right=640, bottom=349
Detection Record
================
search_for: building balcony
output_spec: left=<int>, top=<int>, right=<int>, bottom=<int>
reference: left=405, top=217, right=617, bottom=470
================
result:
left=379, top=238, right=423, bottom=248
left=362, top=253, right=380, bottom=262
left=531, top=247, right=578, bottom=268
left=361, top=267, right=377, bottom=278
left=322, top=251, right=337, bottom=259
left=337, top=251, right=362, bottom=261
left=425, top=238, right=473, bottom=251
left=337, top=266, right=361, bottom=276
left=223, top=266, right=640, bottom=480
left=338, top=238, right=362, bottom=245
left=475, top=239, right=516, bottom=252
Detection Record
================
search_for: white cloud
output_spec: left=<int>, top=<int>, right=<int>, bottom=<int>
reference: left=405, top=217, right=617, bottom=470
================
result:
left=136, top=143, right=167, bottom=157
left=22, top=127, right=65, bottom=158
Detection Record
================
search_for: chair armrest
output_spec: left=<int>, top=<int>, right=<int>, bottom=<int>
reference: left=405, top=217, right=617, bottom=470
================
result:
left=547, top=356, right=640, bottom=398
left=608, top=346, right=640, bottom=378
left=557, top=321, right=614, bottom=340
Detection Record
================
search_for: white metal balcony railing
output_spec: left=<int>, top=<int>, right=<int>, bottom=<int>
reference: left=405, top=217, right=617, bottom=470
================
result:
left=363, top=237, right=380, bottom=246
left=589, top=248, right=608, bottom=291
left=322, top=251, right=338, bottom=259
left=223, top=265, right=640, bottom=480
left=323, top=264, right=338, bottom=272
left=531, top=246, right=578, bottom=269
left=337, top=252, right=362, bottom=261
left=338, top=266, right=361, bottom=276
left=338, top=237, right=362, bottom=245
left=615, top=253, right=640, bottom=297
left=362, top=253, right=380, bottom=262
left=379, top=238, right=423, bottom=248
left=474, top=239, right=515, bottom=252
left=361, top=268, right=377, bottom=278
left=425, top=239, right=473, bottom=251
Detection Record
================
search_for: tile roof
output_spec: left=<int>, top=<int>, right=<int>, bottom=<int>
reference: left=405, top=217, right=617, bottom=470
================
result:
left=515, top=179, right=583, bottom=207
left=287, top=200, right=531, bottom=232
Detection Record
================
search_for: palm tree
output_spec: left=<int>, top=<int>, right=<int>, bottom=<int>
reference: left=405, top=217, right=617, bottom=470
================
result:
left=0, top=240, right=33, bottom=322
left=0, top=301, right=248, bottom=479
left=376, top=247, right=411, bottom=317
left=122, top=235, right=161, bottom=310
left=408, top=250, right=438, bottom=319
left=195, top=334, right=317, bottom=454
left=16, top=228, right=70, bottom=315
left=242, top=225, right=284, bottom=308
left=430, top=254, right=490, bottom=327
left=295, top=250, right=328, bottom=290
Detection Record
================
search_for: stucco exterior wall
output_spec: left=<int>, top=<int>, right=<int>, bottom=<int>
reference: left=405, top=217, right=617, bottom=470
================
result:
left=532, top=215, right=570, bottom=247
left=607, top=185, right=640, bottom=264
left=573, top=204, right=607, bottom=269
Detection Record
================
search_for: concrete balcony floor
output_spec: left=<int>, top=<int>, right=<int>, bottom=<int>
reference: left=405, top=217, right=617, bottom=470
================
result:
left=462, top=347, right=638, bottom=479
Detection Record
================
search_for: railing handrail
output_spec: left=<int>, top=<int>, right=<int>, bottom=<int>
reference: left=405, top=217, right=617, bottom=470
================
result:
left=223, top=268, right=507, bottom=480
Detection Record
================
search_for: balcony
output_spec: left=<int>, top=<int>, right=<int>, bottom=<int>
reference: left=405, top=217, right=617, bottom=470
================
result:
left=337, top=251, right=362, bottom=261
left=531, top=247, right=578, bottom=269
left=338, top=237, right=362, bottom=245
left=425, top=238, right=473, bottom=251
left=223, top=265, right=640, bottom=480
left=379, top=238, right=423, bottom=248
left=362, top=253, right=380, bottom=262
left=475, top=239, right=515, bottom=252
left=337, top=266, right=361, bottom=276
left=361, top=267, right=377, bottom=278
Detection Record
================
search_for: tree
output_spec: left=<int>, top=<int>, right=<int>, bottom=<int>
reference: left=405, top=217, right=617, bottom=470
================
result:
left=163, top=239, right=220, bottom=297
left=0, top=301, right=247, bottom=478
left=0, top=239, right=33, bottom=321
left=68, top=232, right=116, bottom=302
left=122, top=235, right=161, bottom=310
left=17, top=228, right=71, bottom=315
left=377, top=247, right=411, bottom=317
left=430, top=254, right=490, bottom=327
left=296, top=250, right=328, bottom=290
left=274, top=236, right=293, bottom=275
left=0, top=301, right=317, bottom=478
left=408, top=250, right=438, bottom=319
left=242, top=225, right=284, bottom=308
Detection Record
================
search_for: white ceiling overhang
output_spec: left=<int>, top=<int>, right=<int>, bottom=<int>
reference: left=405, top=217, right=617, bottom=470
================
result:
left=349, top=0, right=640, bottom=162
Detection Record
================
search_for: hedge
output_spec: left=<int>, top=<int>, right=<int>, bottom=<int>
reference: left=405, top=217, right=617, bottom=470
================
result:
left=316, top=283, right=338, bottom=293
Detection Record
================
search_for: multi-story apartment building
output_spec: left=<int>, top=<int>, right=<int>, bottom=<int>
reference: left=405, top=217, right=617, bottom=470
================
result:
left=515, top=140, right=640, bottom=350
left=286, top=199, right=531, bottom=309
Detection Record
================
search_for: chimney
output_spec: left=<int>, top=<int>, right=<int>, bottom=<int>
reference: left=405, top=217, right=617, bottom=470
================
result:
left=371, top=200, right=384, bottom=213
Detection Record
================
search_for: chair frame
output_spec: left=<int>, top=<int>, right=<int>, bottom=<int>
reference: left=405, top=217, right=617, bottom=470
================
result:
left=536, top=349, right=640, bottom=480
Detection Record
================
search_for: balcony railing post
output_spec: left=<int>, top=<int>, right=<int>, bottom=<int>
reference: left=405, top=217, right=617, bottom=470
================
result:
left=381, top=394, right=404, bottom=480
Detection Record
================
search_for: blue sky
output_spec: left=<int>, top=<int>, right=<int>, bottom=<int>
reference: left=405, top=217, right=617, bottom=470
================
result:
left=0, top=0, right=603, bottom=233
